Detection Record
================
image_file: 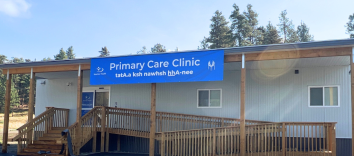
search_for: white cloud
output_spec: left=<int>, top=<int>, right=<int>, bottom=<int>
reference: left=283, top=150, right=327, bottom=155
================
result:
left=0, top=0, right=31, bottom=17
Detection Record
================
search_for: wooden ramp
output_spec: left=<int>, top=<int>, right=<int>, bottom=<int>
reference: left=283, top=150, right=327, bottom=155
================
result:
left=65, top=107, right=336, bottom=156
left=13, top=107, right=336, bottom=156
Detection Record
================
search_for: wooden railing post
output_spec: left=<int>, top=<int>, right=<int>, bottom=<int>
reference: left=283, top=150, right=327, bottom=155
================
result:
left=221, top=118, right=224, bottom=127
left=331, top=123, right=336, bottom=156
left=65, top=109, right=69, bottom=127
left=17, top=130, right=21, bottom=153
left=213, top=128, right=216, bottom=156
left=282, top=123, right=286, bottom=156
left=101, top=107, right=106, bottom=152
left=92, top=109, right=97, bottom=152
left=161, top=133, right=165, bottom=156
left=105, top=109, right=110, bottom=152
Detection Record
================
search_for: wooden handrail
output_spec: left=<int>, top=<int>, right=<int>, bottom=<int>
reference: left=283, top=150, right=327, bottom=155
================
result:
left=14, top=107, right=69, bottom=153
left=16, top=107, right=55, bottom=130
left=13, top=111, right=56, bottom=141
left=106, top=106, right=270, bottom=123
left=155, top=121, right=336, bottom=134
left=65, top=107, right=101, bottom=155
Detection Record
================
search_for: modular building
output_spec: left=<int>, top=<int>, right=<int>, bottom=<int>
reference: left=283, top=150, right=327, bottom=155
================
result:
left=1, top=39, right=354, bottom=156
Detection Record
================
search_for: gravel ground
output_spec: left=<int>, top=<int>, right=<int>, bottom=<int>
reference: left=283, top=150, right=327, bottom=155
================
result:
left=0, top=142, right=17, bottom=156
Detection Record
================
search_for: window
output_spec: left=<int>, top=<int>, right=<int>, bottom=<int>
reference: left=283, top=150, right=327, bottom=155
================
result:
left=198, top=89, right=222, bottom=108
left=308, top=86, right=339, bottom=107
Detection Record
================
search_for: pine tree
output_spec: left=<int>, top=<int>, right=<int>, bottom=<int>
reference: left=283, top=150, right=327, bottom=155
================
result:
left=287, top=28, right=299, bottom=43
left=278, top=10, right=298, bottom=43
left=264, top=22, right=282, bottom=44
left=99, top=46, right=110, bottom=57
left=243, top=4, right=259, bottom=45
left=230, top=4, right=261, bottom=46
left=207, top=10, right=233, bottom=49
left=54, top=48, right=68, bottom=60
left=137, top=46, right=148, bottom=54
left=151, top=43, right=166, bottom=53
left=10, top=79, right=19, bottom=109
left=66, top=46, right=75, bottom=59
left=297, top=22, right=314, bottom=42
left=255, top=26, right=266, bottom=45
left=199, top=37, right=209, bottom=49
left=346, top=13, right=354, bottom=38
left=230, top=3, right=247, bottom=46
left=0, top=55, right=7, bottom=112
left=42, top=57, right=52, bottom=61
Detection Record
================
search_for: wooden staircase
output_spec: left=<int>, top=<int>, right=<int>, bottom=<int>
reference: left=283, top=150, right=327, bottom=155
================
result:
left=17, top=127, right=67, bottom=156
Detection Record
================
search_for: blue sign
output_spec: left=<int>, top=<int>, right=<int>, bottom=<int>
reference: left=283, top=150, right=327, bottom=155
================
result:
left=82, top=92, right=94, bottom=109
left=90, top=50, right=224, bottom=85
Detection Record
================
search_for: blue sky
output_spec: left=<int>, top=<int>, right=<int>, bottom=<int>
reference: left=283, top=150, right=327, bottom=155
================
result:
left=0, top=0, right=353, bottom=61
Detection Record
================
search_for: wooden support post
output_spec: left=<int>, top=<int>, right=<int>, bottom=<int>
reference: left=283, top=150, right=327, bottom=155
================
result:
left=2, top=71, right=11, bottom=153
left=101, top=107, right=106, bottom=152
left=240, top=54, right=246, bottom=156
left=76, top=65, right=83, bottom=122
left=351, top=48, right=354, bottom=156
left=27, top=68, right=34, bottom=145
left=149, top=83, right=157, bottom=156
left=282, top=123, right=286, bottom=156
left=76, top=65, right=83, bottom=154
left=92, top=110, right=97, bottom=152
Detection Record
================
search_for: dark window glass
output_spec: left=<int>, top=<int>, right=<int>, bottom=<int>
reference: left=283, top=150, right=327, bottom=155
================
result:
left=95, top=92, right=109, bottom=107
left=198, top=90, right=209, bottom=107
left=310, top=88, right=323, bottom=106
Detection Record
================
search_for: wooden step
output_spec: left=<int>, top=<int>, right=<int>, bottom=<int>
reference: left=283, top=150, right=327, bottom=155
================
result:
left=48, top=129, right=64, bottom=133
left=39, top=137, right=61, bottom=141
left=43, top=133, right=62, bottom=137
left=51, top=127, right=67, bottom=130
left=23, top=148, right=62, bottom=153
left=28, top=144, right=63, bottom=150
left=17, top=152, right=64, bottom=156
left=33, top=140, right=60, bottom=145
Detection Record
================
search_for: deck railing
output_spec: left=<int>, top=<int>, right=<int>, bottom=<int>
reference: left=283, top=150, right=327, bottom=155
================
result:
left=65, top=106, right=336, bottom=156
left=156, top=122, right=336, bottom=156
left=12, top=107, right=69, bottom=153
left=67, top=107, right=102, bottom=155
left=106, top=107, right=269, bottom=133
left=66, top=106, right=270, bottom=154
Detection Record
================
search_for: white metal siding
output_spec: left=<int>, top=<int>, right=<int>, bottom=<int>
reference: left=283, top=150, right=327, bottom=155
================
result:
left=35, top=78, right=79, bottom=126
left=35, top=66, right=351, bottom=138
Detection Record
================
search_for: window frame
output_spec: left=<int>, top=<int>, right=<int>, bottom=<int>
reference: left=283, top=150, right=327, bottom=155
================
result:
left=308, top=85, right=340, bottom=107
left=197, top=89, right=222, bottom=108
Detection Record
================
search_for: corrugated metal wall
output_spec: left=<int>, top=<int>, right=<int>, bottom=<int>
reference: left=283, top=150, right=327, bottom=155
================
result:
left=35, top=65, right=351, bottom=138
